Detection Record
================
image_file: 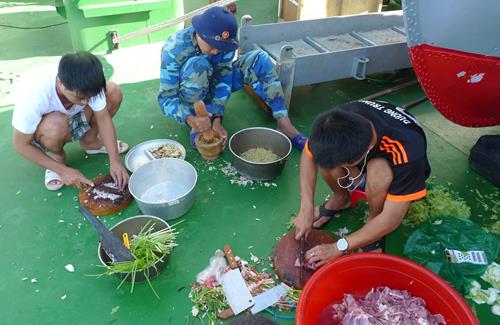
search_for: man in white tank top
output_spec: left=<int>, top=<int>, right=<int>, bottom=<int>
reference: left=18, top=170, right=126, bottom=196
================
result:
left=12, top=52, right=129, bottom=191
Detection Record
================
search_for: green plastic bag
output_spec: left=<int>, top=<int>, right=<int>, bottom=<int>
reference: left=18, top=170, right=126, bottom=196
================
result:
left=404, top=216, right=499, bottom=294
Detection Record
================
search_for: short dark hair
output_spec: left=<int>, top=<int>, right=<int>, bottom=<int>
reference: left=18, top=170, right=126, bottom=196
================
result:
left=57, top=52, right=106, bottom=98
left=228, top=315, right=277, bottom=325
left=309, top=108, right=373, bottom=169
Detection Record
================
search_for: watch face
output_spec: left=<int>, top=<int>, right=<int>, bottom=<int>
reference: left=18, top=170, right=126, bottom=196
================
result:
left=337, top=238, right=349, bottom=251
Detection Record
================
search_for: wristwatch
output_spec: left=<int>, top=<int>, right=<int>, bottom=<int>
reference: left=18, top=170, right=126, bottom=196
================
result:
left=336, top=238, right=349, bottom=253
left=210, top=114, right=223, bottom=123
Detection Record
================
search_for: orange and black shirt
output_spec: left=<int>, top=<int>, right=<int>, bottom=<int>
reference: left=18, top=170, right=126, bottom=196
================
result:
left=305, top=100, right=431, bottom=202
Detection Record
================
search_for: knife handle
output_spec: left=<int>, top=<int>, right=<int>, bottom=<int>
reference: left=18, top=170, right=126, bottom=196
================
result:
left=217, top=308, right=234, bottom=319
left=223, top=244, right=238, bottom=269
left=122, top=233, right=130, bottom=249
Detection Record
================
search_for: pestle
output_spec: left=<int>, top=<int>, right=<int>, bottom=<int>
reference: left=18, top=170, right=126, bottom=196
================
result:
left=193, top=100, right=223, bottom=160
left=193, top=100, right=215, bottom=143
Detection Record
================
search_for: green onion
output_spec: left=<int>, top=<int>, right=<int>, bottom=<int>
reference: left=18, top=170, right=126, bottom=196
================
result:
left=98, top=220, right=180, bottom=299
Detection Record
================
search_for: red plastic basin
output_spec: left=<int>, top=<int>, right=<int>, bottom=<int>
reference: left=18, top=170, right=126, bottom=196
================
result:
left=297, top=253, right=478, bottom=325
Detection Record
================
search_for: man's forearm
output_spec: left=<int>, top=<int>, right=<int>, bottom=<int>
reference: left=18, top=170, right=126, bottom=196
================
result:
left=14, top=143, right=67, bottom=174
left=299, top=149, right=317, bottom=211
left=346, top=200, right=409, bottom=251
left=158, top=93, right=193, bottom=124
left=95, top=112, right=120, bottom=163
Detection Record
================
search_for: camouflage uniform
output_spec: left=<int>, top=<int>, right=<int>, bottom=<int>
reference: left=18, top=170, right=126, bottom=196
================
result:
left=158, top=26, right=288, bottom=124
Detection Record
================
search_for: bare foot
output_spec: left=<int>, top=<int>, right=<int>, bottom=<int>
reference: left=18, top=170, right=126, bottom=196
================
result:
left=46, top=152, right=67, bottom=188
left=276, top=116, right=300, bottom=139
left=45, top=169, right=63, bottom=189
left=48, top=180, right=62, bottom=187
left=277, top=127, right=299, bottom=139
left=313, top=192, right=351, bottom=228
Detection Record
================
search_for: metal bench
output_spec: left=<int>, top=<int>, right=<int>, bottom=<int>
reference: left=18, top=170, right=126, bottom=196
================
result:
left=238, top=10, right=411, bottom=107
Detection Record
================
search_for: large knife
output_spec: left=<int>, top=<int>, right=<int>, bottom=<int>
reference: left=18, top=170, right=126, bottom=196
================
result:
left=299, top=237, right=306, bottom=284
left=79, top=206, right=134, bottom=263
left=220, top=244, right=255, bottom=315
left=250, top=283, right=291, bottom=314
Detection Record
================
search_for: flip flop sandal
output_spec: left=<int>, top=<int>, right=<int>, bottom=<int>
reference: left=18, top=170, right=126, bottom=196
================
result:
left=290, top=133, right=308, bottom=151
left=361, top=237, right=386, bottom=253
left=84, top=140, right=129, bottom=154
left=190, top=130, right=200, bottom=149
left=45, top=169, right=63, bottom=191
left=313, top=202, right=349, bottom=228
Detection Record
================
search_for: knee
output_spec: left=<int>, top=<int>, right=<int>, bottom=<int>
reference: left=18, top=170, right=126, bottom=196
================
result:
left=254, top=50, right=271, bottom=63
left=38, top=113, right=69, bottom=144
left=366, top=159, right=393, bottom=192
left=249, top=50, right=275, bottom=75
left=240, top=50, right=270, bottom=63
left=320, top=166, right=346, bottom=184
left=105, top=81, right=122, bottom=114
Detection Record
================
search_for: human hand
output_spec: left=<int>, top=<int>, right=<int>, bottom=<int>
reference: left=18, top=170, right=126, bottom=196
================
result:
left=212, top=118, right=228, bottom=147
left=109, top=161, right=129, bottom=189
left=187, top=115, right=211, bottom=133
left=59, top=167, right=94, bottom=189
left=294, top=207, right=314, bottom=240
left=305, top=243, right=341, bottom=268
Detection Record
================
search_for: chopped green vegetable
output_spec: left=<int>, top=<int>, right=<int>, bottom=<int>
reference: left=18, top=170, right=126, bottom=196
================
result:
left=286, top=213, right=296, bottom=230
left=286, top=288, right=301, bottom=304
left=474, top=189, right=500, bottom=215
left=481, top=262, right=500, bottom=290
left=486, top=220, right=500, bottom=236
left=404, top=184, right=471, bottom=227
left=467, top=267, right=500, bottom=317
left=467, top=281, right=491, bottom=304
left=189, top=284, right=229, bottom=324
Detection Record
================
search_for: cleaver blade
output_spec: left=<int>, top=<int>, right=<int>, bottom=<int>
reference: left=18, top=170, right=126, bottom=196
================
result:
left=251, top=283, right=291, bottom=314
left=220, top=269, right=254, bottom=315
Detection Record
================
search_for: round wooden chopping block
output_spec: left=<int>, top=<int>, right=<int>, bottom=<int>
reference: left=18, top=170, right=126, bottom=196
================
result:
left=79, top=174, right=132, bottom=216
left=274, top=230, right=336, bottom=289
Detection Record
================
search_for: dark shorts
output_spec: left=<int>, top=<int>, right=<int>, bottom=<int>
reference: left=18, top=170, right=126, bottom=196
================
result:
left=32, top=110, right=91, bottom=152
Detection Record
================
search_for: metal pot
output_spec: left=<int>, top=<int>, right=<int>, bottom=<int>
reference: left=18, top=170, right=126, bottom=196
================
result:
left=229, top=127, right=292, bottom=180
left=129, top=158, right=197, bottom=220
left=98, top=215, right=170, bottom=282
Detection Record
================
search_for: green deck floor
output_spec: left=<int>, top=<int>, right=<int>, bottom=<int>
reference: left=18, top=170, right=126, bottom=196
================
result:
left=1, top=1, right=499, bottom=324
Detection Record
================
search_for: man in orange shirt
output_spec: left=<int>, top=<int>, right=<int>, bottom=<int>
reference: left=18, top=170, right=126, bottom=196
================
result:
left=295, top=100, right=430, bottom=268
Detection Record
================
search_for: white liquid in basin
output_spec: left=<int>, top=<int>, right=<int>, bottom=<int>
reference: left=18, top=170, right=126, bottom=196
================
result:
left=141, top=181, right=189, bottom=203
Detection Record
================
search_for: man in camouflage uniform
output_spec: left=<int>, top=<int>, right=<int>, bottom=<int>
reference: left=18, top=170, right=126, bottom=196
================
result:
left=158, top=6, right=307, bottom=150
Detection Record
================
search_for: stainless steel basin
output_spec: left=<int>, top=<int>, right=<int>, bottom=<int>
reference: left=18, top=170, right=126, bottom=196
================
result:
left=128, top=158, right=197, bottom=220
